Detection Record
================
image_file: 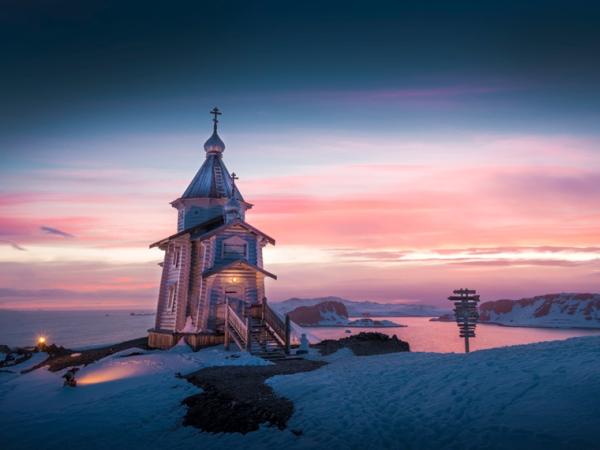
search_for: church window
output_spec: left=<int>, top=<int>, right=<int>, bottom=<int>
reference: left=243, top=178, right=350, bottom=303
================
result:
left=167, top=283, right=177, bottom=311
left=172, top=246, right=181, bottom=268
left=222, top=236, right=248, bottom=259
left=178, top=209, right=185, bottom=228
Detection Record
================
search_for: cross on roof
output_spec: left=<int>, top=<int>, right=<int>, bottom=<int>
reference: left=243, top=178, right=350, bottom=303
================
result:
left=210, top=107, right=222, bottom=130
left=230, top=172, right=239, bottom=197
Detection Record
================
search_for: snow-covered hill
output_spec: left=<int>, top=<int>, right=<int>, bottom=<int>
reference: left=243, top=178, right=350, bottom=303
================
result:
left=272, top=296, right=449, bottom=317
left=287, top=301, right=349, bottom=326
left=2, top=336, right=600, bottom=449
left=287, top=301, right=404, bottom=327
left=479, top=293, right=600, bottom=329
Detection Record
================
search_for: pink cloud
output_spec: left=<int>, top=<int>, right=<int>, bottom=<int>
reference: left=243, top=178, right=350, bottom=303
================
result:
left=2, top=130, right=599, bottom=308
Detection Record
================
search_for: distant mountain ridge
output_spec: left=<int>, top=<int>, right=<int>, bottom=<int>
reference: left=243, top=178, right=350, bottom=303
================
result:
left=287, top=301, right=349, bottom=326
left=271, top=296, right=449, bottom=317
left=286, top=300, right=405, bottom=327
left=478, top=293, right=600, bottom=329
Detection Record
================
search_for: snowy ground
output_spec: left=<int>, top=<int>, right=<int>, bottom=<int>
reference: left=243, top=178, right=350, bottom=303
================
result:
left=2, top=337, right=600, bottom=449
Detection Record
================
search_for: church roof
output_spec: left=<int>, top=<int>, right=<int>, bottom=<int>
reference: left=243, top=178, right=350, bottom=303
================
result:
left=149, top=216, right=223, bottom=249
left=202, top=259, right=277, bottom=280
left=149, top=217, right=275, bottom=249
left=194, top=219, right=275, bottom=245
left=180, top=154, right=245, bottom=200
left=180, top=107, right=245, bottom=201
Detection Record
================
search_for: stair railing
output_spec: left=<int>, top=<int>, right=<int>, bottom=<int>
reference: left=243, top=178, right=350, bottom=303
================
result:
left=225, top=298, right=248, bottom=351
left=262, top=298, right=290, bottom=354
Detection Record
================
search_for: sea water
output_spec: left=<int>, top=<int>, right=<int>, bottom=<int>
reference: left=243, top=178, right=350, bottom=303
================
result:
left=0, top=310, right=155, bottom=349
left=2, top=310, right=600, bottom=352
left=306, top=316, right=600, bottom=353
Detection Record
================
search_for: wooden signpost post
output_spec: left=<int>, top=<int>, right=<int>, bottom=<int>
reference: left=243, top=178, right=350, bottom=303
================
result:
left=448, top=288, right=480, bottom=353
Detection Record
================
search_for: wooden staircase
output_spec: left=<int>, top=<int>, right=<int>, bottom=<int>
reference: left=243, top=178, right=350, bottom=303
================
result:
left=224, top=298, right=291, bottom=361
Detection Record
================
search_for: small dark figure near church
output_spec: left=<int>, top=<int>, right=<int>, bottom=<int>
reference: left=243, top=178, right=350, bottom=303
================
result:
left=62, top=368, right=79, bottom=387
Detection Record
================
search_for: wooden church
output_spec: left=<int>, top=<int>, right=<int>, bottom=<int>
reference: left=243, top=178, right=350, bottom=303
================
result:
left=148, top=108, right=290, bottom=357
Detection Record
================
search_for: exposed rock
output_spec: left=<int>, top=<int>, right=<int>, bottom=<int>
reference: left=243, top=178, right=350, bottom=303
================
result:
left=287, top=300, right=348, bottom=326
left=42, top=344, right=72, bottom=358
left=23, top=337, right=149, bottom=373
left=314, top=332, right=410, bottom=356
left=183, top=359, right=326, bottom=434
left=273, top=296, right=450, bottom=317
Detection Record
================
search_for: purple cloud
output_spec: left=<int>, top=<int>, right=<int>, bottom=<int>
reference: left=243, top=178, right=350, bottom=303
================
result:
left=40, top=226, right=75, bottom=238
left=0, top=240, right=27, bottom=251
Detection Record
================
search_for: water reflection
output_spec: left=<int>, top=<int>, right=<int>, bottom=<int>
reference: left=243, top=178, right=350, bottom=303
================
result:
left=305, top=317, right=600, bottom=353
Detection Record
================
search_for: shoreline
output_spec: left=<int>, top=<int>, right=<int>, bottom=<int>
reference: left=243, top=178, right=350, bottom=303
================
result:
left=431, top=317, right=600, bottom=331
left=301, top=324, right=407, bottom=328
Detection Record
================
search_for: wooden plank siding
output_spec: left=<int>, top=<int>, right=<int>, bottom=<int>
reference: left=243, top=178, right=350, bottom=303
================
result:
left=197, top=236, right=216, bottom=330
left=184, top=205, right=224, bottom=230
left=213, top=227, right=258, bottom=266
left=150, top=214, right=273, bottom=349
left=175, top=238, right=192, bottom=331
left=155, top=236, right=190, bottom=332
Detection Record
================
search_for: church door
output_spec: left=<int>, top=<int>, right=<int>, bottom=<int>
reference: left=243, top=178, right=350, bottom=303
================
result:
left=224, top=285, right=245, bottom=314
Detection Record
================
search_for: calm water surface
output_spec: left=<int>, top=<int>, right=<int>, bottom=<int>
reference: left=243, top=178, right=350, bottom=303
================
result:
left=306, top=316, right=600, bottom=352
left=2, top=311, right=600, bottom=352
left=0, top=310, right=155, bottom=349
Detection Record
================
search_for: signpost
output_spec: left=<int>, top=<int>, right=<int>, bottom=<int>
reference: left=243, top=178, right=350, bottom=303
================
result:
left=448, top=288, right=480, bottom=353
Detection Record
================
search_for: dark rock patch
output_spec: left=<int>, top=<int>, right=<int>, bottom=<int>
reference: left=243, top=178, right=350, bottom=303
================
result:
left=287, top=300, right=348, bottom=326
left=118, top=351, right=146, bottom=358
left=183, top=359, right=326, bottom=434
left=0, top=347, right=34, bottom=369
left=23, top=337, right=149, bottom=373
left=314, top=331, right=410, bottom=356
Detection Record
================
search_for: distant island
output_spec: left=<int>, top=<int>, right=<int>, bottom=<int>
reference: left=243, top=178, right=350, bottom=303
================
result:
left=286, top=300, right=405, bottom=327
left=433, top=293, right=600, bottom=329
left=272, top=296, right=449, bottom=317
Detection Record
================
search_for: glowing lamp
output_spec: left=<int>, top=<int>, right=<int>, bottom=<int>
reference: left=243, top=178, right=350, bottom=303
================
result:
left=231, top=277, right=238, bottom=283
left=37, top=336, right=46, bottom=347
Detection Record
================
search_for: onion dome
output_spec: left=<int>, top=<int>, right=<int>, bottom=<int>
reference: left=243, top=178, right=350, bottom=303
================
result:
left=204, top=107, right=225, bottom=154
left=204, top=130, right=225, bottom=154
left=181, top=108, right=245, bottom=200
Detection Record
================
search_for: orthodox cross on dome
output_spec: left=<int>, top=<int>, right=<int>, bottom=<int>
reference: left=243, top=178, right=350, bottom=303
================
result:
left=230, top=172, right=239, bottom=197
left=211, top=107, right=222, bottom=132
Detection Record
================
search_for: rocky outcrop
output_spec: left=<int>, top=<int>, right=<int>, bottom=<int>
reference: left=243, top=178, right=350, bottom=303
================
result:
left=315, top=332, right=410, bottom=356
left=287, top=301, right=349, bottom=326
left=183, top=359, right=327, bottom=434
left=478, top=293, right=600, bottom=329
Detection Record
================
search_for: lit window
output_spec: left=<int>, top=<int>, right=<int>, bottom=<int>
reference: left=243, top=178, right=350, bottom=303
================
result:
left=167, top=284, right=177, bottom=311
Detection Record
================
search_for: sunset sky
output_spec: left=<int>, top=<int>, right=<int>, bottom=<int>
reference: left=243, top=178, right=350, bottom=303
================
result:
left=1, top=1, right=600, bottom=309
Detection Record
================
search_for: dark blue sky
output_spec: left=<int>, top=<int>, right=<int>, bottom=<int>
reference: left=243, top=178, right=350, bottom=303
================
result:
left=2, top=0, right=600, bottom=145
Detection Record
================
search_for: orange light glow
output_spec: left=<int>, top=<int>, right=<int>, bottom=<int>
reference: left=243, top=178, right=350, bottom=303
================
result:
left=78, top=365, right=143, bottom=385
left=37, top=336, right=46, bottom=345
